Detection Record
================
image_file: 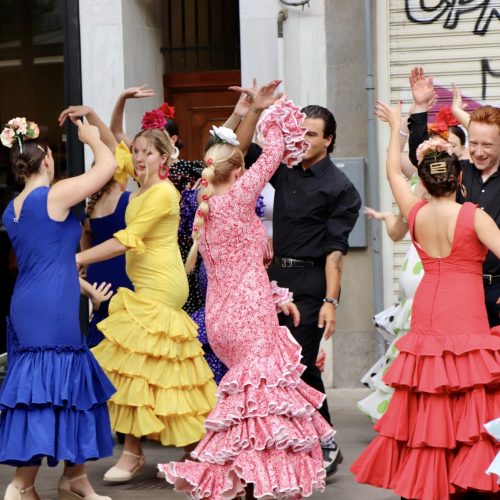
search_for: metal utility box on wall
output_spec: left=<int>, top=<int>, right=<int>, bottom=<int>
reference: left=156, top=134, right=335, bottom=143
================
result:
left=331, top=157, right=367, bottom=248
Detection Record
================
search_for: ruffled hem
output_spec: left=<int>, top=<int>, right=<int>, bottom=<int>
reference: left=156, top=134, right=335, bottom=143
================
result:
left=161, top=323, right=333, bottom=497
left=162, top=446, right=326, bottom=500
left=351, top=434, right=500, bottom=500
left=0, top=403, right=114, bottom=466
left=381, top=329, right=500, bottom=393
left=93, top=288, right=217, bottom=443
left=113, top=229, right=146, bottom=253
left=193, top=412, right=333, bottom=464
left=375, top=386, right=500, bottom=448
left=0, top=340, right=115, bottom=410
left=256, top=99, right=309, bottom=168
left=217, top=326, right=305, bottom=397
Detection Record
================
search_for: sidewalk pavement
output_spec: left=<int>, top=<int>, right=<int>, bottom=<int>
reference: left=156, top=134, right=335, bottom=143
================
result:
left=0, top=388, right=396, bottom=499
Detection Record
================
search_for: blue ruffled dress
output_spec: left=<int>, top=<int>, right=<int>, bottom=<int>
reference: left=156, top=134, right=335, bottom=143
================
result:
left=85, top=191, right=133, bottom=347
left=0, top=186, right=115, bottom=466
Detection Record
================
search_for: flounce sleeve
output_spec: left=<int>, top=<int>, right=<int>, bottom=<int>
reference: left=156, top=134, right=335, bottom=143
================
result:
left=257, top=99, right=310, bottom=168
left=113, top=141, right=136, bottom=184
left=270, top=280, right=293, bottom=309
left=113, top=229, right=146, bottom=254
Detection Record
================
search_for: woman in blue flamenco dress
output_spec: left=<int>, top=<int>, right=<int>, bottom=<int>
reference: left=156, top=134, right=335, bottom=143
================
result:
left=0, top=117, right=116, bottom=500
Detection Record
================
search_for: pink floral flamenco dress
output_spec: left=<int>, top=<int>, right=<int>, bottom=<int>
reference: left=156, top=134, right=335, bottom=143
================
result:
left=160, top=100, right=334, bottom=498
left=351, top=200, right=500, bottom=499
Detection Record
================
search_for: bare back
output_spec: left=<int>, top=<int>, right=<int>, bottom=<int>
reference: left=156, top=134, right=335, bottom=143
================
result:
left=412, top=201, right=462, bottom=258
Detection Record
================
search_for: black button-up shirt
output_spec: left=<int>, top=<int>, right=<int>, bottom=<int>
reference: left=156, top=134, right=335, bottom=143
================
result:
left=270, top=155, right=361, bottom=258
left=409, top=112, right=500, bottom=275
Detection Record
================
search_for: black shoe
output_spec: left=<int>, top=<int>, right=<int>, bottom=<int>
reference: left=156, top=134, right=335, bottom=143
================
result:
left=323, top=441, right=344, bottom=477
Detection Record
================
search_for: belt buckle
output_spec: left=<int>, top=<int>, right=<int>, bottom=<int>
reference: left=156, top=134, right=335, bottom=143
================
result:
left=484, top=274, right=493, bottom=285
left=282, top=258, right=293, bottom=268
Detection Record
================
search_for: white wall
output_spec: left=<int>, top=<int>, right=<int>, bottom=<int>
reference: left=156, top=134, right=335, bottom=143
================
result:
left=240, top=0, right=327, bottom=108
left=79, top=0, right=164, bottom=171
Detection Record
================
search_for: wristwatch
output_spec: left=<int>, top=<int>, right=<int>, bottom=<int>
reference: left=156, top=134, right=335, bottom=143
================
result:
left=323, top=298, right=339, bottom=309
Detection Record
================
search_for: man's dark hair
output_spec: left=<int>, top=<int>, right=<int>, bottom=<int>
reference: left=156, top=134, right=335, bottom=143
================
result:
left=301, top=105, right=337, bottom=153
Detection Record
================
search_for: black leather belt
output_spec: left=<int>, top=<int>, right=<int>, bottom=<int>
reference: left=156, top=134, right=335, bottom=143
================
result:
left=274, top=256, right=325, bottom=268
left=483, top=274, right=500, bottom=285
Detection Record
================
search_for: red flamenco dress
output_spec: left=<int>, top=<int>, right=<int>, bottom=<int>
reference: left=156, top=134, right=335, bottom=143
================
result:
left=351, top=200, right=500, bottom=499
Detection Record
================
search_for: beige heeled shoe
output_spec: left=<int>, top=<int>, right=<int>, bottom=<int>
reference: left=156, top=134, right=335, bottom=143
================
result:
left=4, top=483, right=36, bottom=500
left=57, top=475, right=111, bottom=500
left=102, top=450, right=145, bottom=483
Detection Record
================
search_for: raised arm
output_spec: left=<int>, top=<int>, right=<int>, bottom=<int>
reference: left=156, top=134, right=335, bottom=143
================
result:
left=223, top=78, right=257, bottom=132
left=233, top=79, right=282, bottom=155
left=451, top=83, right=471, bottom=128
left=48, top=119, right=115, bottom=220
left=375, top=100, right=420, bottom=218
left=408, top=67, right=435, bottom=166
left=110, top=85, right=156, bottom=147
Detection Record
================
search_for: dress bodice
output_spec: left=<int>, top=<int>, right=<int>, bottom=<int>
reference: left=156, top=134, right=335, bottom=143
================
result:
left=408, top=200, right=489, bottom=336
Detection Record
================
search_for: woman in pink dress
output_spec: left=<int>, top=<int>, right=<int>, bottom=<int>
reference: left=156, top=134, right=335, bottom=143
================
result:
left=351, top=101, right=500, bottom=499
left=160, top=84, right=334, bottom=498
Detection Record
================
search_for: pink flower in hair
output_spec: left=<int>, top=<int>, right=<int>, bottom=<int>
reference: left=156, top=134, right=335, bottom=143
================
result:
left=0, top=127, right=15, bottom=148
left=141, top=109, right=167, bottom=130
left=416, top=137, right=454, bottom=163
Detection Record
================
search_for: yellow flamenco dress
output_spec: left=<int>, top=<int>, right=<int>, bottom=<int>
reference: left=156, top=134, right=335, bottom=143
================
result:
left=92, top=181, right=217, bottom=446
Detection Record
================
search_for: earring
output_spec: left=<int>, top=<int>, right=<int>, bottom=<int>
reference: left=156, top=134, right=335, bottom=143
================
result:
left=158, top=164, right=169, bottom=180
left=460, top=183, right=467, bottom=198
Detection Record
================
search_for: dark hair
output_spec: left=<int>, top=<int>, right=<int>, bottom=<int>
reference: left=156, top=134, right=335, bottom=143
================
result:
left=164, top=118, right=183, bottom=150
left=417, top=152, right=462, bottom=197
left=9, top=139, right=48, bottom=182
left=301, top=105, right=337, bottom=153
left=448, top=125, right=466, bottom=146
left=86, top=178, right=116, bottom=217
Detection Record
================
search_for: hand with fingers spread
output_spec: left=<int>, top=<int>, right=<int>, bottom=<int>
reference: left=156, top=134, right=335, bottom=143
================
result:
left=409, top=68, right=435, bottom=113
left=121, top=84, right=156, bottom=100
left=375, top=99, right=402, bottom=130
left=252, top=80, right=283, bottom=112
left=89, top=281, right=113, bottom=311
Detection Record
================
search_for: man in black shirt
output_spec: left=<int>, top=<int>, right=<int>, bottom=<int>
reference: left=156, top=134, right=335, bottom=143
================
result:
left=269, top=105, right=361, bottom=475
left=408, top=72, right=500, bottom=325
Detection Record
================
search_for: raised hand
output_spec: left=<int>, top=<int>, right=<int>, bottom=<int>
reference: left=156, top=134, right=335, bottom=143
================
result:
left=253, top=80, right=283, bottom=111
left=58, top=105, right=93, bottom=126
left=229, top=78, right=258, bottom=118
left=74, top=118, right=101, bottom=145
left=121, top=84, right=156, bottom=100
left=375, top=100, right=402, bottom=130
left=451, top=82, right=471, bottom=127
left=410, top=67, right=435, bottom=110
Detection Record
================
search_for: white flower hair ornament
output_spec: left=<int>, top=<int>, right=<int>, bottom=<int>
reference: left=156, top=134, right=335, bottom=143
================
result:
left=0, top=117, right=40, bottom=153
left=209, top=126, right=240, bottom=146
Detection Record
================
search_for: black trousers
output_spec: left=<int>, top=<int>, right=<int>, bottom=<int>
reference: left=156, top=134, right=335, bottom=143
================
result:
left=268, top=262, right=332, bottom=425
left=485, top=282, right=500, bottom=327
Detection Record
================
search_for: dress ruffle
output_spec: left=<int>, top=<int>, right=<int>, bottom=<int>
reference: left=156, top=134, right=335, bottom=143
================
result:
left=0, top=321, right=115, bottom=466
left=114, top=228, right=146, bottom=253
left=256, top=98, right=309, bottom=168
left=93, top=288, right=217, bottom=446
left=161, top=326, right=333, bottom=499
left=352, top=330, right=500, bottom=499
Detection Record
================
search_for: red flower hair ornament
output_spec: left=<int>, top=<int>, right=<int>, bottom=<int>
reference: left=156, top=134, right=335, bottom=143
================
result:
left=141, top=102, right=176, bottom=130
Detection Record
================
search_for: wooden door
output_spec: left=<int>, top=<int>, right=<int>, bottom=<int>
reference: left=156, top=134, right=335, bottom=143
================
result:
left=163, top=70, right=241, bottom=161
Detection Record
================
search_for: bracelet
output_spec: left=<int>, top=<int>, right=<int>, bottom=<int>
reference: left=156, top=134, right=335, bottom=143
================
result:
left=323, top=298, right=339, bottom=309
left=250, top=105, right=261, bottom=114
left=399, top=130, right=409, bottom=137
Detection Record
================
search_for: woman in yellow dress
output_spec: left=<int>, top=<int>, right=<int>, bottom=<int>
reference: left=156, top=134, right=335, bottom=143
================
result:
left=76, top=128, right=217, bottom=483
